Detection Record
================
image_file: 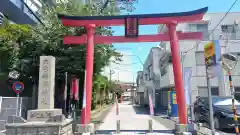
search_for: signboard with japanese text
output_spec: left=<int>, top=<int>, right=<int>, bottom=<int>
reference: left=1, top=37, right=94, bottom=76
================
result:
left=172, top=93, right=177, bottom=104
left=204, top=40, right=221, bottom=78
left=125, top=17, right=139, bottom=38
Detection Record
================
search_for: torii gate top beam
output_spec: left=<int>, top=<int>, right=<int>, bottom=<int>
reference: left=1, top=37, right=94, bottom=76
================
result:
left=58, top=7, right=208, bottom=27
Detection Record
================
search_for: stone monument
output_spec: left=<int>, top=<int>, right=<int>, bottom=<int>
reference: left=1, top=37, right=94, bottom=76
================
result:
left=6, top=56, right=73, bottom=135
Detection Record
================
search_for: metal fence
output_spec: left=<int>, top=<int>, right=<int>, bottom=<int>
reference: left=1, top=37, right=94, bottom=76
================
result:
left=0, top=97, right=31, bottom=131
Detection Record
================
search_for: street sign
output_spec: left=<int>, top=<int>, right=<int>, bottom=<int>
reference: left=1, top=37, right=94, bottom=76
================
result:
left=8, top=70, right=20, bottom=79
left=12, top=81, right=24, bottom=94
left=204, top=40, right=221, bottom=78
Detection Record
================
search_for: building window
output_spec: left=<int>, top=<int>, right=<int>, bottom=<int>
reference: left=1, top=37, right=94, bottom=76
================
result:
left=144, top=73, right=148, bottom=81
left=148, top=65, right=153, bottom=80
left=161, top=66, right=167, bottom=76
left=221, top=25, right=235, bottom=33
left=189, top=24, right=208, bottom=31
left=189, top=24, right=209, bottom=40
left=195, top=51, right=205, bottom=65
left=159, top=55, right=171, bottom=76
left=221, top=25, right=236, bottom=40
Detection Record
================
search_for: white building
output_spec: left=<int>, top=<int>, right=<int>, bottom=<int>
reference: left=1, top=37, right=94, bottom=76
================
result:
left=138, top=12, right=240, bottom=110
left=158, top=12, right=240, bottom=108
left=136, top=47, right=165, bottom=109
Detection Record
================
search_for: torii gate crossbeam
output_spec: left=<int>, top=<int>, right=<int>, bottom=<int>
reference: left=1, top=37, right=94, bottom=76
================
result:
left=58, top=7, right=208, bottom=127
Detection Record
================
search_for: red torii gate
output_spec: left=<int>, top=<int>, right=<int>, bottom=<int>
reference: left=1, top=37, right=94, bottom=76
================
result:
left=58, top=7, right=208, bottom=125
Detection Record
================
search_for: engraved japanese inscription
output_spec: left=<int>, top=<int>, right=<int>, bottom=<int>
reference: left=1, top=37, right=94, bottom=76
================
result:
left=40, top=58, right=49, bottom=106
left=29, top=111, right=52, bottom=118
left=125, top=17, right=139, bottom=38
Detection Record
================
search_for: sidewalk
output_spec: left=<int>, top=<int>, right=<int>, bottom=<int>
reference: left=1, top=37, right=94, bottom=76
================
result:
left=96, top=101, right=173, bottom=135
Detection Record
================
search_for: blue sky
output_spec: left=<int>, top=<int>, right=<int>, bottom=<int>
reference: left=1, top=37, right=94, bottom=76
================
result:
left=110, top=0, right=240, bottom=82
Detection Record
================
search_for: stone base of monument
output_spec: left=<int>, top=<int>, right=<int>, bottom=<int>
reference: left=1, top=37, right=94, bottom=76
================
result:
left=74, top=123, right=95, bottom=135
left=5, top=109, right=73, bottom=135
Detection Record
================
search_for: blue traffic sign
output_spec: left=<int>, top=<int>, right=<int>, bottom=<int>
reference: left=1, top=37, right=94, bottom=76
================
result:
left=12, top=81, right=24, bottom=94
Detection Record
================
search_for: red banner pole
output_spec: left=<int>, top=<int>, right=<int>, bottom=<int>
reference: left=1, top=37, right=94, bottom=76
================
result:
left=168, top=23, right=187, bottom=124
left=116, top=94, right=119, bottom=115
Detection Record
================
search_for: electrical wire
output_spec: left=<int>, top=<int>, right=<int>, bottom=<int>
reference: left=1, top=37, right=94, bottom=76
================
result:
left=184, top=0, right=239, bottom=54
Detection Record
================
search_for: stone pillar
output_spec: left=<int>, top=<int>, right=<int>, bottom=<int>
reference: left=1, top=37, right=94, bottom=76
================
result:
left=6, top=56, right=73, bottom=135
left=38, top=56, right=55, bottom=109
left=27, top=56, right=62, bottom=121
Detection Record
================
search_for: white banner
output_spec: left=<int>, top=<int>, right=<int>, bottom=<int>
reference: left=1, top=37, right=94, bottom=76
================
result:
left=183, top=67, right=192, bottom=105
left=82, top=70, right=87, bottom=109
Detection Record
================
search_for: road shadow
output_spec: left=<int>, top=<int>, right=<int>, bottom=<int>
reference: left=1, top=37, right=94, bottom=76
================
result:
left=221, top=128, right=235, bottom=133
left=132, top=105, right=149, bottom=115
left=198, top=122, right=236, bottom=134
left=95, top=129, right=173, bottom=134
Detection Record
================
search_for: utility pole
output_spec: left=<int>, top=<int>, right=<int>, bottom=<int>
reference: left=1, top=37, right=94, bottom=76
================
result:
left=132, top=75, right=135, bottom=105
left=109, top=69, right=115, bottom=82
left=218, top=45, right=227, bottom=96
left=206, top=67, right=215, bottom=135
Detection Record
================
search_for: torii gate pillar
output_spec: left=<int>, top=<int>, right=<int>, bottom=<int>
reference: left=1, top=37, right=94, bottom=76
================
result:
left=81, top=24, right=96, bottom=125
left=168, top=23, right=187, bottom=124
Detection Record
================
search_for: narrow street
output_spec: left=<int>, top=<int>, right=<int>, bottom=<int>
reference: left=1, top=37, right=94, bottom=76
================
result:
left=96, top=101, right=173, bottom=135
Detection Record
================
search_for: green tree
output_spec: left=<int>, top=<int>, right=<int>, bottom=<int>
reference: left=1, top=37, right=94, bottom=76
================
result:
left=0, top=0, right=132, bottom=108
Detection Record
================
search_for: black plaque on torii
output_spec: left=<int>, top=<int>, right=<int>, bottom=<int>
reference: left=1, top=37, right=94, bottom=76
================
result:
left=125, top=17, right=139, bottom=38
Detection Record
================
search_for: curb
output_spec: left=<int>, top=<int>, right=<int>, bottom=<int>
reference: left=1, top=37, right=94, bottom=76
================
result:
left=91, top=105, right=111, bottom=119
left=92, top=104, right=114, bottom=130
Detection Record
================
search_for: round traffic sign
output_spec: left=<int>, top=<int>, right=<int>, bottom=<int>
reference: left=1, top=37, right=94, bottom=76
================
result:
left=12, top=81, right=24, bottom=94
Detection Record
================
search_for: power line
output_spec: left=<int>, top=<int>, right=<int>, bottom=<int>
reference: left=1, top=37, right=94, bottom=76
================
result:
left=121, top=54, right=144, bottom=65
left=185, top=0, right=239, bottom=54
left=119, top=62, right=141, bottom=65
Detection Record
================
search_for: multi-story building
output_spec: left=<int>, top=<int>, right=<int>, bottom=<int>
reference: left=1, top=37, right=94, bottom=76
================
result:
left=0, top=0, right=113, bottom=24
left=157, top=12, right=240, bottom=108
left=0, top=0, right=44, bottom=24
left=139, top=47, right=166, bottom=109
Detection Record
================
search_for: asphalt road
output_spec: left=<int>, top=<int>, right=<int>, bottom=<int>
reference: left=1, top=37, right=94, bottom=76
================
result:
left=197, top=122, right=236, bottom=135
left=134, top=106, right=236, bottom=135
left=151, top=115, right=237, bottom=135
